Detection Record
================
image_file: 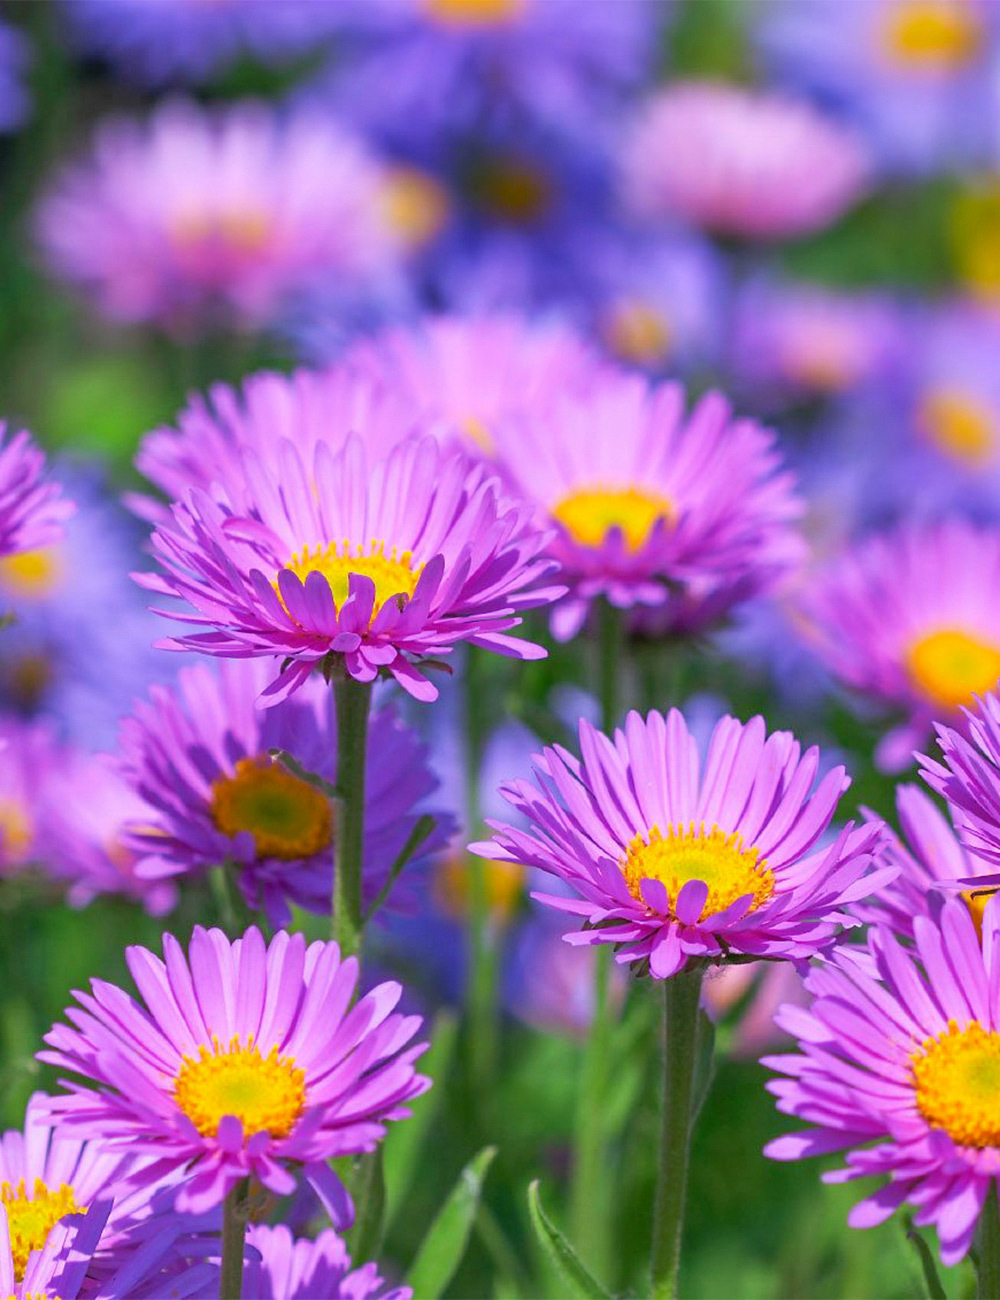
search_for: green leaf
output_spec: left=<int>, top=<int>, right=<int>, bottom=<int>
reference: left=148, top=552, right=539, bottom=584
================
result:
left=363, top=814, right=437, bottom=925
left=406, top=1146, right=497, bottom=1300
left=903, top=1216, right=947, bottom=1300
left=267, top=749, right=339, bottom=800
left=527, top=1180, right=612, bottom=1300
left=347, top=1148, right=385, bottom=1267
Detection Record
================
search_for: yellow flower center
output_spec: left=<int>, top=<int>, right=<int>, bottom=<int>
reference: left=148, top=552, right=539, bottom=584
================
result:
left=963, top=885, right=999, bottom=940
left=1, top=1179, right=82, bottom=1283
left=470, top=156, right=552, bottom=224
left=912, top=1020, right=1000, bottom=1147
left=883, top=1, right=982, bottom=69
left=174, top=1034, right=306, bottom=1140
left=950, top=184, right=1000, bottom=301
left=425, top=0, right=525, bottom=26
left=276, top=540, right=422, bottom=619
left=0, top=548, right=63, bottom=599
left=905, top=628, right=1000, bottom=708
left=209, top=757, right=332, bottom=861
left=603, top=300, right=673, bottom=367
left=918, top=390, right=996, bottom=465
left=553, top=487, right=675, bottom=553
left=621, top=823, right=775, bottom=921
left=380, top=167, right=451, bottom=249
left=171, top=210, right=273, bottom=255
left=0, top=801, right=31, bottom=861
left=433, top=852, right=525, bottom=923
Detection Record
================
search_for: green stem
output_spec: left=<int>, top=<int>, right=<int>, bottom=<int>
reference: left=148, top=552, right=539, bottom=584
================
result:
left=332, top=676, right=373, bottom=959
left=650, top=966, right=708, bottom=1300
left=977, top=1184, right=1000, bottom=1300
left=219, top=1179, right=249, bottom=1300
left=568, top=945, right=613, bottom=1277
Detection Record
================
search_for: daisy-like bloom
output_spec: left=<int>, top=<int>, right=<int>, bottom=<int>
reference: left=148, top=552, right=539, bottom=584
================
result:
left=490, top=369, right=805, bottom=641
left=242, top=1224, right=410, bottom=1300
left=800, top=519, right=1000, bottom=770
left=920, top=688, right=1000, bottom=871
left=140, top=432, right=561, bottom=702
left=622, top=80, right=873, bottom=241
left=116, top=658, right=452, bottom=925
left=0, top=717, right=65, bottom=875
left=472, top=709, right=887, bottom=979
left=41, top=925, right=429, bottom=1216
left=0, top=426, right=73, bottom=561
left=36, top=100, right=400, bottom=335
left=765, top=896, right=1000, bottom=1266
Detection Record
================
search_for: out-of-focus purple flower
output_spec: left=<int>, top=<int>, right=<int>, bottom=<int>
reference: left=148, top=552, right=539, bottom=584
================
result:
left=41, top=925, right=429, bottom=1217
left=799, top=519, right=1000, bottom=770
left=37, top=100, right=401, bottom=336
left=765, top=897, right=1000, bottom=1267
left=473, top=709, right=888, bottom=979
left=0, top=18, right=29, bottom=133
left=139, top=433, right=561, bottom=703
left=701, top=961, right=809, bottom=1059
left=504, top=912, right=625, bottom=1038
left=490, top=369, right=805, bottom=641
left=0, top=427, right=73, bottom=561
left=757, top=0, right=1000, bottom=173
left=622, top=80, right=873, bottom=240
left=0, top=716, right=66, bottom=876
left=242, top=1224, right=410, bottom=1300
left=117, top=658, right=451, bottom=926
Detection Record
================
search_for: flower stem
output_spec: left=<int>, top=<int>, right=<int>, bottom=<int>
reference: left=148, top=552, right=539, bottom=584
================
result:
left=332, top=676, right=372, bottom=959
left=650, top=965, right=708, bottom=1300
left=219, top=1178, right=250, bottom=1300
left=568, top=941, right=613, bottom=1276
left=977, top=1183, right=1000, bottom=1300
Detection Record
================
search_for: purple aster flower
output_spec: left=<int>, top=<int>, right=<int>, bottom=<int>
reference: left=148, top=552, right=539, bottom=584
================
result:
left=490, top=369, right=805, bottom=641
left=0, top=716, right=67, bottom=876
left=472, top=709, right=888, bottom=979
left=242, top=1224, right=410, bottom=1300
left=799, top=519, right=1000, bottom=770
left=116, top=658, right=452, bottom=926
left=0, top=18, right=29, bottom=133
left=41, top=925, right=429, bottom=1217
left=0, top=427, right=73, bottom=561
left=920, top=688, right=1000, bottom=873
left=765, top=896, right=1000, bottom=1267
left=36, top=100, right=401, bottom=336
left=622, top=80, right=873, bottom=241
left=139, top=432, right=562, bottom=703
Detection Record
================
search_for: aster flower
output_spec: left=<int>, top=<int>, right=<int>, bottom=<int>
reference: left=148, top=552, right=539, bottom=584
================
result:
left=489, top=369, right=805, bottom=641
left=116, top=658, right=452, bottom=925
left=622, top=80, right=873, bottom=241
left=765, top=896, right=1000, bottom=1266
left=472, top=709, right=887, bottom=979
left=139, top=432, right=561, bottom=702
left=799, top=518, right=1000, bottom=770
left=37, top=100, right=401, bottom=335
left=0, top=426, right=72, bottom=561
left=920, top=688, right=1000, bottom=871
left=41, top=925, right=429, bottom=1216
left=0, top=716, right=66, bottom=875
left=242, top=1224, right=410, bottom=1300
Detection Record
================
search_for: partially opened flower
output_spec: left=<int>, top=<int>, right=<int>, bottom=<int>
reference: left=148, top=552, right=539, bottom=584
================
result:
left=920, top=688, right=1000, bottom=874
left=473, top=709, right=886, bottom=979
left=490, top=369, right=804, bottom=641
left=623, top=80, right=873, bottom=240
left=242, top=1224, right=410, bottom=1300
left=139, top=433, right=561, bottom=702
left=41, top=925, right=429, bottom=1216
left=765, top=897, right=1000, bottom=1267
left=799, top=518, right=1000, bottom=769
left=117, top=658, right=451, bottom=924
left=0, top=426, right=73, bottom=560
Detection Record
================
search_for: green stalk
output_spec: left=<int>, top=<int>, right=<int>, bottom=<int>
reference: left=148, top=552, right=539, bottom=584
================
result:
left=977, top=1184, right=1000, bottom=1300
left=650, top=966, right=708, bottom=1300
left=332, top=676, right=373, bottom=959
left=219, top=1179, right=249, bottom=1300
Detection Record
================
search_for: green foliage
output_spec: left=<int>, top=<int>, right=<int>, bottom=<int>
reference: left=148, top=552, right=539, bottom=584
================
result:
left=407, top=1146, right=497, bottom=1299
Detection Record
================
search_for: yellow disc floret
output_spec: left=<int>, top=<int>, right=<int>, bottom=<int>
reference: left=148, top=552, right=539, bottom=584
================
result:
left=883, top=1, right=982, bottom=69
left=1, top=1178, right=82, bottom=1282
left=553, top=487, right=675, bottom=553
left=425, top=0, right=525, bottom=26
left=912, top=1019, right=1000, bottom=1147
left=620, top=822, right=774, bottom=921
left=276, top=539, right=423, bottom=618
left=906, top=628, right=1000, bottom=708
left=604, top=300, right=673, bottom=367
left=0, top=548, right=63, bottom=598
left=210, top=757, right=333, bottom=860
left=919, top=390, right=996, bottom=465
left=174, top=1034, right=306, bottom=1140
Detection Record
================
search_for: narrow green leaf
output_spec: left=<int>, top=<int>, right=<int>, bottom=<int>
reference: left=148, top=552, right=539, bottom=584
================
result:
left=903, top=1216, right=947, bottom=1300
left=363, top=814, right=437, bottom=925
left=267, top=748, right=339, bottom=799
left=347, top=1148, right=385, bottom=1266
left=527, top=1180, right=612, bottom=1300
left=406, top=1146, right=497, bottom=1300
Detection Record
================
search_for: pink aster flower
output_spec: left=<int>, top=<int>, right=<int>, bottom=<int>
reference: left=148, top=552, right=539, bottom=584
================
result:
left=242, top=1224, right=410, bottom=1300
left=622, top=80, right=873, bottom=240
left=41, top=925, right=429, bottom=1217
left=920, top=688, right=1000, bottom=875
left=0, top=717, right=66, bottom=875
left=0, top=425, right=73, bottom=559
left=799, top=518, right=1000, bottom=770
left=490, top=369, right=805, bottom=641
left=139, top=432, right=561, bottom=702
left=36, top=99, right=400, bottom=335
left=765, top=897, right=1000, bottom=1267
left=116, top=658, right=452, bottom=925
left=472, top=709, right=887, bottom=979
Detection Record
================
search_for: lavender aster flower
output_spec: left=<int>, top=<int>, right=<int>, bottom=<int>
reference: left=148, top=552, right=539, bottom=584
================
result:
left=920, top=688, right=1000, bottom=873
left=243, top=1224, right=410, bottom=1300
left=0, top=717, right=66, bottom=875
left=765, top=897, right=1000, bottom=1266
left=622, top=81, right=873, bottom=240
left=473, top=709, right=887, bottom=979
left=139, top=433, right=561, bottom=702
left=41, top=925, right=429, bottom=1217
left=0, top=427, right=73, bottom=560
